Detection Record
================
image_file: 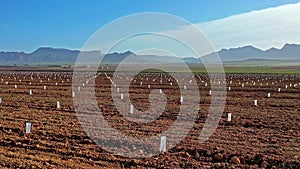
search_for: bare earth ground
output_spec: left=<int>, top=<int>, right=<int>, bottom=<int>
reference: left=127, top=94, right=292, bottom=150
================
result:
left=0, top=70, right=299, bottom=169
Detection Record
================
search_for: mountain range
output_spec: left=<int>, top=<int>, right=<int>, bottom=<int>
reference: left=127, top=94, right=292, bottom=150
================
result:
left=0, top=44, right=299, bottom=66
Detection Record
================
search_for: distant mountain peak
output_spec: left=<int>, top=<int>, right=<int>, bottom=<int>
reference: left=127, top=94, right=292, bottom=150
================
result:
left=203, top=43, right=300, bottom=62
left=218, top=45, right=263, bottom=53
left=281, top=43, right=299, bottom=49
left=124, top=50, right=134, bottom=54
left=38, top=46, right=55, bottom=50
left=266, top=47, right=279, bottom=50
left=33, top=47, right=56, bottom=52
left=31, top=47, right=81, bottom=54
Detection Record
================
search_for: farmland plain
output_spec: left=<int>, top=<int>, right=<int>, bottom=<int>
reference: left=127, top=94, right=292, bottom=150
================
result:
left=0, top=66, right=299, bottom=168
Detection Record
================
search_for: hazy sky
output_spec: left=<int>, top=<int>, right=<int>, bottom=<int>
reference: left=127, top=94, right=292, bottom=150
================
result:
left=0, top=0, right=299, bottom=53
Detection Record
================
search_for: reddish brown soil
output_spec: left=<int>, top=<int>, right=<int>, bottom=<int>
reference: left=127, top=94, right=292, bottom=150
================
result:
left=0, top=71, right=299, bottom=169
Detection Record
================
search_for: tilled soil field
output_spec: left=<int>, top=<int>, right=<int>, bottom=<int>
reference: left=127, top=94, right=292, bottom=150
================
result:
left=0, top=70, right=299, bottom=169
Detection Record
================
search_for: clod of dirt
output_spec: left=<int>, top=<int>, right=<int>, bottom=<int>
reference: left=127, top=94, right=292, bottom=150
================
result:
left=214, top=162, right=225, bottom=168
left=261, top=160, right=268, bottom=168
left=231, top=156, right=241, bottom=164
left=214, top=153, right=223, bottom=161
left=214, top=163, right=221, bottom=167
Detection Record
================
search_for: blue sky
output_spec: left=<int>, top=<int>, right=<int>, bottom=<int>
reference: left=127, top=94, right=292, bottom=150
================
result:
left=0, top=0, right=300, bottom=52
